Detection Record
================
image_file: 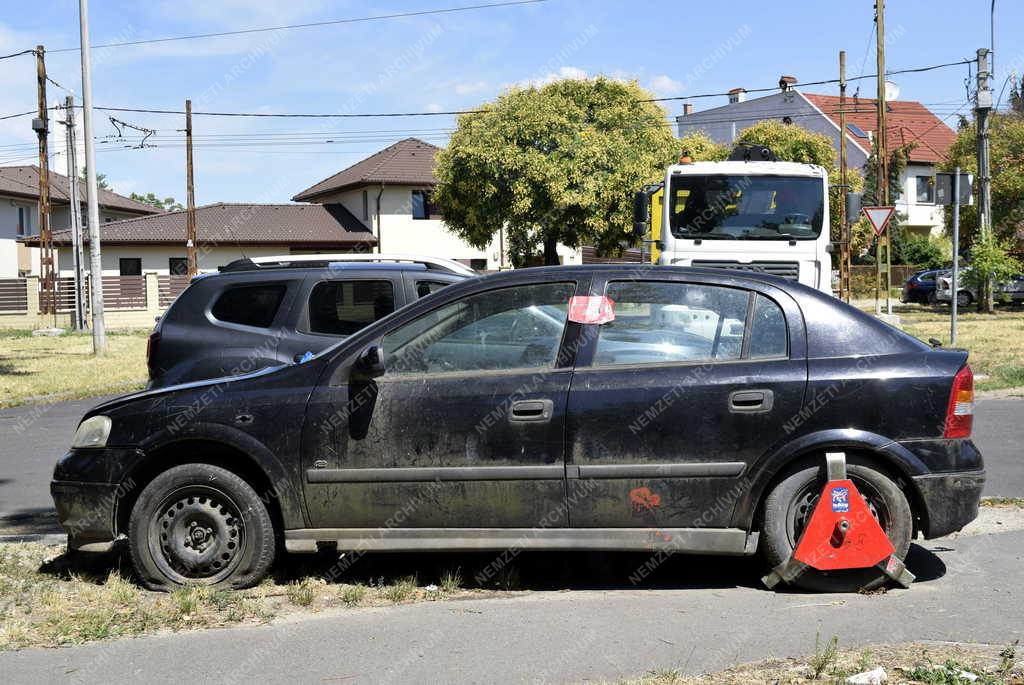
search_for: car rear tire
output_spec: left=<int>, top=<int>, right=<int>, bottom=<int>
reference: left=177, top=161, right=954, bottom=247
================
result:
left=761, top=457, right=912, bottom=592
left=926, top=291, right=938, bottom=305
left=128, top=463, right=276, bottom=591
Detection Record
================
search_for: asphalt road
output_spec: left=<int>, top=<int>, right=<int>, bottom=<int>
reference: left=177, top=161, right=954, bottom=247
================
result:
left=2, top=396, right=1021, bottom=530
left=1, top=529, right=1021, bottom=684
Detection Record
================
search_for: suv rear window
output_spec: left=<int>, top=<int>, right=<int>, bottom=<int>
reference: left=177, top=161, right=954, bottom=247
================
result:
left=308, top=280, right=395, bottom=335
left=211, top=284, right=286, bottom=328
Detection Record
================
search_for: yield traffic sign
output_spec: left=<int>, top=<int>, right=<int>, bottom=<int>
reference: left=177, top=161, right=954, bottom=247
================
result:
left=862, top=206, right=896, bottom=236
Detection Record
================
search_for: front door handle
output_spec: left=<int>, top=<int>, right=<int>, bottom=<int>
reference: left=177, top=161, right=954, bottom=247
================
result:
left=509, top=399, right=554, bottom=423
left=728, top=389, right=774, bottom=413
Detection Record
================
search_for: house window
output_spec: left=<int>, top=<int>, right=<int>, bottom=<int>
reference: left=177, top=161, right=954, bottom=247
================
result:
left=361, top=190, right=369, bottom=221
left=169, top=257, right=188, bottom=276
left=916, top=176, right=935, bottom=204
left=411, top=190, right=436, bottom=220
left=119, top=258, right=142, bottom=276
left=15, top=206, right=32, bottom=236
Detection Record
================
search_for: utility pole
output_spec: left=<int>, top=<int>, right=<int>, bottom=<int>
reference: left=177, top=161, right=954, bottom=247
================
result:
left=951, top=167, right=961, bottom=344
left=185, top=99, right=198, bottom=276
left=838, top=49, right=851, bottom=302
left=874, top=1, right=891, bottom=316
left=975, top=47, right=994, bottom=312
left=33, top=45, right=56, bottom=326
left=63, top=96, right=86, bottom=330
left=79, top=0, right=106, bottom=354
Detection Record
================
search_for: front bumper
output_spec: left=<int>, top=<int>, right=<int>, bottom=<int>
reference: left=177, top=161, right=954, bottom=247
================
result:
left=50, top=480, right=123, bottom=550
left=912, top=469, right=985, bottom=539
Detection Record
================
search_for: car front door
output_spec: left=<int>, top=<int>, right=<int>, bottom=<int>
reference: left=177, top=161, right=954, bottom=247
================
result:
left=301, top=280, right=581, bottom=529
left=565, top=276, right=807, bottom=529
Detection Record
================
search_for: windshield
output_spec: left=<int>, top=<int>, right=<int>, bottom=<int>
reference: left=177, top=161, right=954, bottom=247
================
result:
left=669, top=174, right=824, bottom=240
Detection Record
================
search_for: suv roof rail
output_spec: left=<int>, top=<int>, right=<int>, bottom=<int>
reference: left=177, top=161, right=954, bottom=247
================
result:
left=220, top=253, right=478, bottom=276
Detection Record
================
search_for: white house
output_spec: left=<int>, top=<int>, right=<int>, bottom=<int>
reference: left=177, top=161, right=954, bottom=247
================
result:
left=0, top=165, right=160, bottom=277
left=292, top=138, right=581, bottom=269
left=675, top=83, right=958, bottom=237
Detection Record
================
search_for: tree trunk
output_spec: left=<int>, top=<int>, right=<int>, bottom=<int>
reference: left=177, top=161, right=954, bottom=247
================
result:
left=543, top=236, right=559, bottom=266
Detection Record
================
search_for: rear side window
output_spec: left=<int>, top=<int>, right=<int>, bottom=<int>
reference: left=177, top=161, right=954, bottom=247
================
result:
left=308, top=280, right=395, bottom=335
left=595, top=282, right=749, bottom=366
left=416, top=280, right=450, bottom=298
left=211, top=284, right=286, bottom=328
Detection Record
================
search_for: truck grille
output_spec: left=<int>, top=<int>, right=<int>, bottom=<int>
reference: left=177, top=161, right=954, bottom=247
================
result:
left=691, top=260, right=801, bottom=281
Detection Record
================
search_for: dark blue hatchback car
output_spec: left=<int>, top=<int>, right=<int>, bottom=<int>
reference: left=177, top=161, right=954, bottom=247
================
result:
left=900, top=268, right=946, bottom=304
left=53, top=265, right=984, bottom=593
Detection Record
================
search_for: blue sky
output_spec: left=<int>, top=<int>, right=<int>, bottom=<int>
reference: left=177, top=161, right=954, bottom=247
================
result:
left=0, top=0, right=1017, bottom=205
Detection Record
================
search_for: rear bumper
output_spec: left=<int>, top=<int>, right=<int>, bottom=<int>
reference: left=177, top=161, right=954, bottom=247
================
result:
left=50, top=480, right=125, bottom=550
left=912, top=470, right=985, bottom=539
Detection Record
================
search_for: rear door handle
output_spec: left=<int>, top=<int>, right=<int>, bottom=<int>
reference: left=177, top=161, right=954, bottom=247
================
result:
left=729, top=389, right=774, bottom=413
left=509, top=399, right=554, bottom=423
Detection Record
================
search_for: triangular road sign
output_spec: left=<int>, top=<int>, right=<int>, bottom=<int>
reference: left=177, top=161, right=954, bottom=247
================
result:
left=862, top=206, right=896, bottom=236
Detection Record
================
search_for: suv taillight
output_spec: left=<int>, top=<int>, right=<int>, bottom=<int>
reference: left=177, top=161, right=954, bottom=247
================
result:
left=146, top=331, right=160, bottom=372
left=943, top=364, right=974, bottom=439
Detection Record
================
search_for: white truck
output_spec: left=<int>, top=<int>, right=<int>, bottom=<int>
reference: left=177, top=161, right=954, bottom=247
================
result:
left=634, top=145, right=833, bottom=294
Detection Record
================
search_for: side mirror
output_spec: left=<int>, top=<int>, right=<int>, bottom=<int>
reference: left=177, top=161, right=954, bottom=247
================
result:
left=632, top=191, right=649, bottom=238
left=352, top=344, right=386, bottom=380
left=825, top=242, right=836, bottom=254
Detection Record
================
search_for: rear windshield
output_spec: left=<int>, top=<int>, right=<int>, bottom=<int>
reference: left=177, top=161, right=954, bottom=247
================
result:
left=211, top=284, right=286, bottom=328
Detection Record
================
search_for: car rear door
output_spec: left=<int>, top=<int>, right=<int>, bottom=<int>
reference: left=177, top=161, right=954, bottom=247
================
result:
left=565, top=274, right=807, bottom=529
left=301, top=279, right=586, bottom=529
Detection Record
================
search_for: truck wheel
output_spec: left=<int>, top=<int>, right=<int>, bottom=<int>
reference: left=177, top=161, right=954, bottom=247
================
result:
left=128, top=463, right=275, bottom=591
left=761, top=458, right=912, bottom=592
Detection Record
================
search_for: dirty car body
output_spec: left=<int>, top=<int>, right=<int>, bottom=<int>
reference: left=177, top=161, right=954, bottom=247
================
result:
left=52, top=265, right=984, bottom=590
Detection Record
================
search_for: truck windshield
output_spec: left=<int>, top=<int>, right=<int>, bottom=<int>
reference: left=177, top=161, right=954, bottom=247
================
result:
left=669, top=174, right=824, bottom=240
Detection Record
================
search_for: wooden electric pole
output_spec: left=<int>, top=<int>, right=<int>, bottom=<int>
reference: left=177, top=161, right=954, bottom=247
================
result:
left=63, top=96, right=87, bottom=330
left=838, top=49, right=851, bottom=302
left=34, top=45, right=56, bottom=324
left=185, top=99, right=198, bottom=277
left=875, top=1, right=891, bottom=316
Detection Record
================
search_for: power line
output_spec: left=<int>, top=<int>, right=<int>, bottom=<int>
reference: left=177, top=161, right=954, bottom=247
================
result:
left=0, top=49, right=35, bottom=61
left=47, top=0, right=549, bottom=53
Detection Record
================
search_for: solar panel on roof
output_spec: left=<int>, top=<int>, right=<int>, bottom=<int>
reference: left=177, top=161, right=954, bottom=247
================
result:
left=847, top=123, right=868, bottom=138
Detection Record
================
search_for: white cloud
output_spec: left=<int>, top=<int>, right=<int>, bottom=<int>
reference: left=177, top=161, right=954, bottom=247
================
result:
left=425, top=103, right=444, bottom=113
left=454, top=80, right=490, bottom=96
left=649, top=74, right=683, bottom=96
left=516, top=65, right=588, bottom=89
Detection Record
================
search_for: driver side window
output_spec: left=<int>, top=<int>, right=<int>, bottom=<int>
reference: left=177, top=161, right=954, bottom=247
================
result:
left=381, top=283, right=574, bottom=375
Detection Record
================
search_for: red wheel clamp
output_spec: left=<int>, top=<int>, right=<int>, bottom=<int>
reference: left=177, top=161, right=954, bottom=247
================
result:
left=761, top=452, right=915, bottom=590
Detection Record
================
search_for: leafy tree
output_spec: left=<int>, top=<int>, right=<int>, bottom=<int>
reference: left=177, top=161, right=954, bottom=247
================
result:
left=893, top=231, right=947, bottom=269
left=130, top=192, right=184, bottom=212
left=963, top=234, right=1022, bottom=302
left=676, top=131, right=729, bottom=161
left=1009, top=78, right=1023, bottom=116
left=434, top=78, right=677, bottom=265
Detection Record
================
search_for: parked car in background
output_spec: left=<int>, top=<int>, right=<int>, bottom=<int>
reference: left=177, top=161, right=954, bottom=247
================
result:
left=900, top=269, right=946, bottom=304
left=146, top=254, right=475, bottom=388
left=55, top=265, right=983, bottom=593
left=935, top=270, right=1024, bottom=307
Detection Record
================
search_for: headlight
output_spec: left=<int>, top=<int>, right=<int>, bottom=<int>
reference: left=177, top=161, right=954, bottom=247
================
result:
left=72, top=416, right=112, bottom=449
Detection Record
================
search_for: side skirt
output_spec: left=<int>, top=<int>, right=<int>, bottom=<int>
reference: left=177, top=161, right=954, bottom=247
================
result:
left=284, top=527, right=760, bottom=555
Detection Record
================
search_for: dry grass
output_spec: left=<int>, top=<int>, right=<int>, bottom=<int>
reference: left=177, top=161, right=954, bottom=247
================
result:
left=0, top=542, right=477, bottom=650
left=0, top=330, right=149, bottom=408
left=861, top=304, right=1024, bottom=391
left=617, top=641, right=1022, bottom=684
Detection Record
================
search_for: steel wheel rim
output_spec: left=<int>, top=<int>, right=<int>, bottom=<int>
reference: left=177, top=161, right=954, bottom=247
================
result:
left=785, top=476, right=890, bottom=550
left=148, top=485, right=245, bottom=585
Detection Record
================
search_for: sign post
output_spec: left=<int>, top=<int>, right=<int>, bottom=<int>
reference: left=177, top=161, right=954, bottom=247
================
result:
left=862, top=206, right=896, bottom=316
left=935, top=170, right=973, bottom=344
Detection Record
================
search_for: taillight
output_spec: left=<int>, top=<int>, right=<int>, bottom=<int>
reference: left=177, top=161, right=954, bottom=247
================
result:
left=146, top=332, right=160, bottom=372
left=943, top=364, right=974, bottom=438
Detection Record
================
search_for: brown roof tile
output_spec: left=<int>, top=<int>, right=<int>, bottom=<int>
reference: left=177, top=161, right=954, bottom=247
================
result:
left=28, top=202, right=377, bottom=248
left=0, top=165, right=162, bottom=215
left=802, top=93, right=958, bottom=164
left=292, top=137, right=439, bottom=201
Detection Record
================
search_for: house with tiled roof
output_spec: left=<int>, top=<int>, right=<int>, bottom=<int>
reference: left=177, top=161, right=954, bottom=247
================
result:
left=676, top=81, right=958, bottom=237
left=0, top=165, right=160, bottom=277
left=293, top=137, right=580, bottom=270
left=23, top=202, right=376, bottom=276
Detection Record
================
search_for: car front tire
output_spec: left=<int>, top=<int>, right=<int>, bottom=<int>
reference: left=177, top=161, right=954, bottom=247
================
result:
left=128, top=463, right=276, bottom=591
left=761, top=457, right=912, bottom=592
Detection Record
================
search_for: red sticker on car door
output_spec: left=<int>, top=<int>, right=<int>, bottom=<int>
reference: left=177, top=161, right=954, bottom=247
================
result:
left=568, top=296, right=615, bottom=324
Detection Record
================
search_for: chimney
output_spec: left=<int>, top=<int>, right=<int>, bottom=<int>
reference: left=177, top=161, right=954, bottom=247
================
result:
left=681, top=102, right=693, bottom=116
left=779, top=75, right=798, bottom=92
left=728, top=88, right=746, bottom=104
